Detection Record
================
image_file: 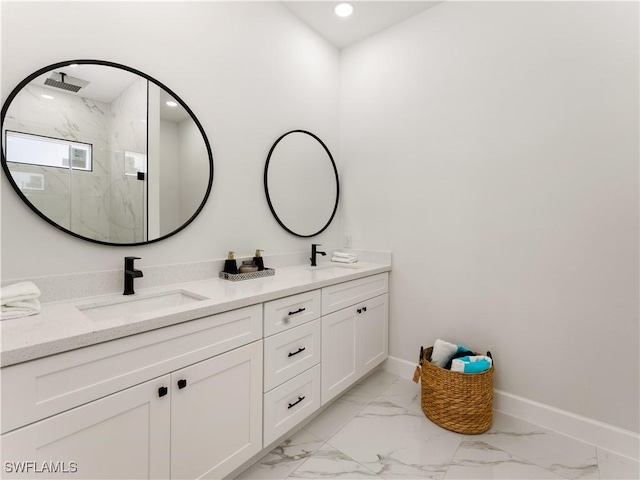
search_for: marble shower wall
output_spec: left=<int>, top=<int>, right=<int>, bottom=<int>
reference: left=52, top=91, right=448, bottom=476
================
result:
left=3, top=76, right=151, bottom=244
left=107, top=76, right=148, bottom=243
left=3, top=84, right=112, bottom=241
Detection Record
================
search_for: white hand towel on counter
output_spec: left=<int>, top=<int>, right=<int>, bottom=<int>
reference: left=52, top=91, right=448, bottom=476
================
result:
left=1, top=298, right=41, bottom=320
left=331, top=251, right=358, bottom=263
left=0, top=281, right=41, bottom=304
left=0, top=281, right=42, bottom=320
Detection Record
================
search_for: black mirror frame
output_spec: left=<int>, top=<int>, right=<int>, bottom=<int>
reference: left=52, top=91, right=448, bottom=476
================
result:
left=0, top=59, right=214, bottom=247
left=264, top=129, right=339, bottom=238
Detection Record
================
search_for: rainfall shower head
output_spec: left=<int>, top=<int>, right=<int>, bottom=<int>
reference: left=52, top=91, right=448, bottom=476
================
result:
left=44, top=72, right=89, bottom=93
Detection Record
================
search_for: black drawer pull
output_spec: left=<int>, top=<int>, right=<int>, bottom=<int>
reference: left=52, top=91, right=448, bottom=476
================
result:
left=288, top=307, right=306, bottom=316
left=158, top=386, right=168, bottom=397
left=287, top=396, right=305, bottom=409
left=357, top=308, right=362, bottom=314
left=288, top=347, right=306, bottom=357
left=177, top=379, right=187, bottom=389
left=362, top=306, right=367, bottom=312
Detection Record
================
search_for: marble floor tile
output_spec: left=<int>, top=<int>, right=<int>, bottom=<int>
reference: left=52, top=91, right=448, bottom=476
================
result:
left=326, top=399, right=462, bottom=479
left=472, top=412, right=599, bottom=479
left=444, top=439, right=565, bottom=479
left=303, top=384, right=376, bottom=441
left=235, top=371, right=634, bottom=480
left=286, top=444, right=382, bottom=479
left=377, top=377, right=423, bottom=415
left=355, top=369, right=399, bottom=397
left=236, top=430, right=325, bottom=480
left=597, top=448, right=640, bottom=480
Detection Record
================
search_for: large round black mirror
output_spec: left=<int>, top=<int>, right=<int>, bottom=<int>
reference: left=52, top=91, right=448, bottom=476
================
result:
left=264, top=130, right=339, bottom=237
left=1, top=60, right=213, bottom=246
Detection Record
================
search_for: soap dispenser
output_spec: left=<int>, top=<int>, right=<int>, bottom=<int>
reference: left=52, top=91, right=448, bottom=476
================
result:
left=253, top=249, right=265, bottom=271
left=223, top=251, right=238, bottom=274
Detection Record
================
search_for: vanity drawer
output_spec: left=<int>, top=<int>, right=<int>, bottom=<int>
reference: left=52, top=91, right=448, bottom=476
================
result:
left=264, top=290, right=320, bottom=337
left=1, top=304, right=262, bottom=434
left=264, top=319, right=320, bottom=392
left=321, top=273, right=388, bottom=315
left=263, top=364, right=321, bottom=446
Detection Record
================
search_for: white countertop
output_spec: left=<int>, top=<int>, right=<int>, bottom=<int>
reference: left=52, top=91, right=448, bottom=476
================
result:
left=0, top=262, right=390, bottom=367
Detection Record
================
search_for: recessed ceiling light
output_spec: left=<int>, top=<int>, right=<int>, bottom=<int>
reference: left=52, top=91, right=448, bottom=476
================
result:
left=334, top=2, right=353, bottom=17
left=41, top=94, right=54, bottom=100
left=166, top=101, right=178, bottom=107
left=68, top=64, right=79, bottom=68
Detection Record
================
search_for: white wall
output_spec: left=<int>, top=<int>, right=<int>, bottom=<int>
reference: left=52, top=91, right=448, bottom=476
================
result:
left=340, top=1, right=638, bottom=432
left=1, top=1, right=340, bottom=278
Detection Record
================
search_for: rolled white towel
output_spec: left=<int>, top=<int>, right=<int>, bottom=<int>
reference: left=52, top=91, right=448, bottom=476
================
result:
left=451, top=355, right=493, bottom=373
left=331, top=256, right=357, bottom=264
left=1, top=298, right=41, bottom=320
left=0, top=281, right=41, bottom=304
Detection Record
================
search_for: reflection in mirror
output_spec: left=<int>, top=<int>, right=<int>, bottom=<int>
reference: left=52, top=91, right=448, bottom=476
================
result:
left=1, top=60, right=213, bottom=245
left=264, top=130, right=339, bottom=237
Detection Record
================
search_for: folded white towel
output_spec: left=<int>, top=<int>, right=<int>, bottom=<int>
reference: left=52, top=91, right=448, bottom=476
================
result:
left=331, top=256, right=357, bottom=264
left=333, top=251, right=358, bottom=260
left=0, top=281, right=41, bottom=305
left=1, top=298, right=41, bottom=320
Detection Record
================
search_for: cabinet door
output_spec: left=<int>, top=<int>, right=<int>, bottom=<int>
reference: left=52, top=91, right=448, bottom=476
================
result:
left=1, top=376, right=171, bottom=479
left=321, top=308, right=358, bottom=405
left=358, top=294, right=389, bottom=375
left=170, top=341, right=263, bottom=480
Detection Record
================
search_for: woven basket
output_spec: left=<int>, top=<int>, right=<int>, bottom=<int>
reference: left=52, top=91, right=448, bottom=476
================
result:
left=419, top=346, right=493, bottom=434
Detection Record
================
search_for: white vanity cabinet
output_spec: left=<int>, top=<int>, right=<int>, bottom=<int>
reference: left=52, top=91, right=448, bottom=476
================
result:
left=2, top=342, right=262, bottom=480
left=262, top=291, right=322, bottom=446
left=170, top=340, right=263, bottom=479
left=0, top=306, right=264, bottom=480
left=1, top=375, right=172, bottom=479
left=321, top=273, right=389, bottom=405
left=0, top=265, right=391, bottom=479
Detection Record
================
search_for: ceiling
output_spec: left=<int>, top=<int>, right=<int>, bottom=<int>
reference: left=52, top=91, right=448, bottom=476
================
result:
left=281, top=1, right=442, bottom=49
left=32, top=64, right=190, bottom=123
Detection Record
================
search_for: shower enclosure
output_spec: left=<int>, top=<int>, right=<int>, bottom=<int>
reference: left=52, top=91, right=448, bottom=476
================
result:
left=1, top=62, right=211, bottom=245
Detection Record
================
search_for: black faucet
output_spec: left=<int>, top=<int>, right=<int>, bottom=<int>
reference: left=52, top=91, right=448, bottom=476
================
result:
left=124, top=256, right=143, bottom=295
left=310, top=244, right=327, bottom=267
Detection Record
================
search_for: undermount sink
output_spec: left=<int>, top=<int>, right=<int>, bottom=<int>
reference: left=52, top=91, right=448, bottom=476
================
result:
left=77, top=290, right=208, bottom=321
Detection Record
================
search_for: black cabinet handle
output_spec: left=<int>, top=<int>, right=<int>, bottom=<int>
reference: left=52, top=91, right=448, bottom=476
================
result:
left=177, top=379, right=187, bottom=389
left=288, top=307, right=306, bottom=316
left=288, top=347, right=306, bottom=357
left=357, top=308, right=362, bottom=314
left=287, top=396, right=305, bottom=409
left=363, top=306, right=367, bottom=312
left=158, top=386, right=168, bottom=397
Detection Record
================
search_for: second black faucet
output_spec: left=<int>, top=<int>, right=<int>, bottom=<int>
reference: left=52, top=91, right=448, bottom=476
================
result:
left=124, top=256, right=143, bottom=295
left=310, top=244, right=327, bottom=267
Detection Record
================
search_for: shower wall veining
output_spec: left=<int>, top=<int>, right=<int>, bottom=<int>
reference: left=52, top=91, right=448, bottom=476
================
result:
left=3, top=77, right=150, bottom=243
left=107, top=75, right=147, bottom=244
left=4, top=83, right=113, bottom=241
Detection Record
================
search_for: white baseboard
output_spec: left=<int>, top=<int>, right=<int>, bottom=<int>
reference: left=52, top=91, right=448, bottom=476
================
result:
left=382, top=354, right=417, bottom=377
left=382, top=356, right=639, bottom=461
